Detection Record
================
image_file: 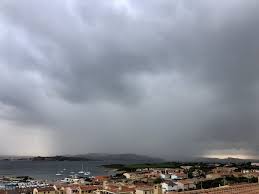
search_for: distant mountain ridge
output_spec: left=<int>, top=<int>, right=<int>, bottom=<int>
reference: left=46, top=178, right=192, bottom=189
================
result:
left=72, top=153, right=164, bottom=162
left=31, top=155, right=91, bottom=161
left=1, top=154, right=258, bottom=163
left=0, top=153, right=163, bottom=162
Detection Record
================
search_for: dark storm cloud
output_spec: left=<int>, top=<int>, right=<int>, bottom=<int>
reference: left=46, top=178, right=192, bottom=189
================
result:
left=0, top=0, right=258, bottom=158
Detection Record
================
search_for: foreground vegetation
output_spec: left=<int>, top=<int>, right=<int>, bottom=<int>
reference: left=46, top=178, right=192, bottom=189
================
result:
left=196, top=176, right=258, bottom=189
left=103, top=162, right=202, bottom=172
left=104, top=161, right=259, bottom=172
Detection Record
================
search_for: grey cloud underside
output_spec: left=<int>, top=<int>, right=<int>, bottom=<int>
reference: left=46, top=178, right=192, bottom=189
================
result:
left=0, top=0, right=258, bottom=158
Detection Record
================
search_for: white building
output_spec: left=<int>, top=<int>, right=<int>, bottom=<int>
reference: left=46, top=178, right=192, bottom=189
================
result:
left=161, top=182, right=180, bottom=193
left=160, top=174, right=171, bottom=179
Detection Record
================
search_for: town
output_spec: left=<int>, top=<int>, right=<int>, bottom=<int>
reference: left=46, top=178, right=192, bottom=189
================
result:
left=2, top=161, right=259, bottom=194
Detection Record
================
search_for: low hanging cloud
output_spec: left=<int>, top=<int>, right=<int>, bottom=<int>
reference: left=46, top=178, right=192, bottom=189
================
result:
left=0, top=0, right=258, bottom=158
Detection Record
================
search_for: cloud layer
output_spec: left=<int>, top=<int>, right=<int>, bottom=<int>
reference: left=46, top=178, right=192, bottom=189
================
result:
left=0, top=0, right=258, bottom=159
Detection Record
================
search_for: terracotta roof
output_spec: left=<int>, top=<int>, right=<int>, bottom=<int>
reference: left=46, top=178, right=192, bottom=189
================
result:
left=0, top=190, right=7, bottom=194
left=167, top=183, right=259, bottom=194
left=16, top=188, right=34, bottom=193
left=95, top=176, right=109, bottom=179
left=103, top=185, right=135, bottom=193
left=94, top=176, right=110, bottom=182
left=80, top=185, right=101, bottom=191
left=135, top=186, right=153, bottom=191
left=0, top=189, right=32, bottom=194
left=36, top=187, right=56, bottom=192
left=2, top=191, right=19, bottom=194
left=134, top=183, right=152, bottom=187
left=120, top=187, right=136, bottom=193
left=177, top=179, right=195, bottom=185
left=173, top=172, right=186, bottom=177
left=67, top=184, right=80, bottom=189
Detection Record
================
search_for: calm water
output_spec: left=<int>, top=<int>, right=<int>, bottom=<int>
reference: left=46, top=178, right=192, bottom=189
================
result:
left=0, top=160, right=133, bottom=181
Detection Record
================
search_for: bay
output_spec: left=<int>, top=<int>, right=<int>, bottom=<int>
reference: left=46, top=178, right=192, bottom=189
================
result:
left=0, top=160, right=129, bottom=181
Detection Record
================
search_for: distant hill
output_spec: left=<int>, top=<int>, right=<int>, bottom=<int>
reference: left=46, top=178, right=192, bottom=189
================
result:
left=0, top=153, right=163, bottom=162
left=31, top=155, right=91, bottom=161
left=72, top=153, right=164, bottom=162
left=3, top=154, right=256, bottom=164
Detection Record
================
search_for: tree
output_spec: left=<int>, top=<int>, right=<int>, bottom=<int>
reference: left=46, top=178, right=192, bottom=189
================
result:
left=153, top=177, right=163, bottom=184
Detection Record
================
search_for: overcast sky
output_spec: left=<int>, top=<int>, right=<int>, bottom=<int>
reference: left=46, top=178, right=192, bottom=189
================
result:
left=0, top=0, right=258, bottom=159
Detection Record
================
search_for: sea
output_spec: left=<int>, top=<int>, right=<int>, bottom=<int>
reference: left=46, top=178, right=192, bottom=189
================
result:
left=0, top=160, right=136, bottom=181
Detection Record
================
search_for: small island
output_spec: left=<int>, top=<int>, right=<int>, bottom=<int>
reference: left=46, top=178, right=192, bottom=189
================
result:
left=31, top=156, right=91, bottom=161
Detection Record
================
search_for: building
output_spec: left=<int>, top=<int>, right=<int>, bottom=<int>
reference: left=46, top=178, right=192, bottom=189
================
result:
left=135, top=186, right=153, bottom=194
left=180, top=166, right=192, bottom=171
left=79, top=186, right=100, bottom=194
left=206, top=173, right=222, bottom=180
left=0, top=190, right=7, bottom=194
left=170, top=173, right=186, bottom=180
left=33, top=187, right=56, bottom=194
left=161, top=182, right=179, bottom=193
left=160, top=174, right=170, bottom=180
left=241, top=169, right=259, bottom=174
left=123, top=173, right=133, bottom=179
left=212, top=167, right=237, bottom=175
left=175, top=180, right=196, bottom=191
left=96, top=183, right=135, bottom=194
left=122, top=173, right=144, bottom=180
left=94, top=176, right=110, bottom=183
left=166, top=183, right=259, bottom=194
left=153, top=185, right=162, bottom=194
left=164, top=169, right=184, bottom=174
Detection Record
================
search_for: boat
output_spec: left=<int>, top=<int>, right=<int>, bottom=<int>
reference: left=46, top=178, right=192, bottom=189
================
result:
left=78, top=163, right=85, bottom=174
left=84, top=171, right=90, bottom=176
left=61, top=177, right=73, bottom=183
left=69, top=174, right=79, bottom=179
left=56, top=173, right=62, bottom=176
left=84, top=164, right=91, bottom=176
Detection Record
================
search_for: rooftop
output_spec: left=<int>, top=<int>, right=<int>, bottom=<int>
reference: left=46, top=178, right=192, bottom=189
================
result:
left=35, top=187, right=56, bottom=192
left=167, top=183, right=259, bottom=194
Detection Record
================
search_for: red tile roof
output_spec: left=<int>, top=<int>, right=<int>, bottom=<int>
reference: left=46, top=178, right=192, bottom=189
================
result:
left=103, top=185, right=135, bottom=193
left=80, top=185, right=101, bottom=191
left=36, top=187, right=56, bottom=192
left=167, top=183, right=259, bottom=194
left=0, top=190, right=7, bottom=194
left=135, top=186, right=153, bottom=191
left=94, top=176, right=110, bottom=182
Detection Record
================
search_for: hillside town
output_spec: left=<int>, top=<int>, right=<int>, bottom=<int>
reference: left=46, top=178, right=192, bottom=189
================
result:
left=2, top=162, right=259, bottom=194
